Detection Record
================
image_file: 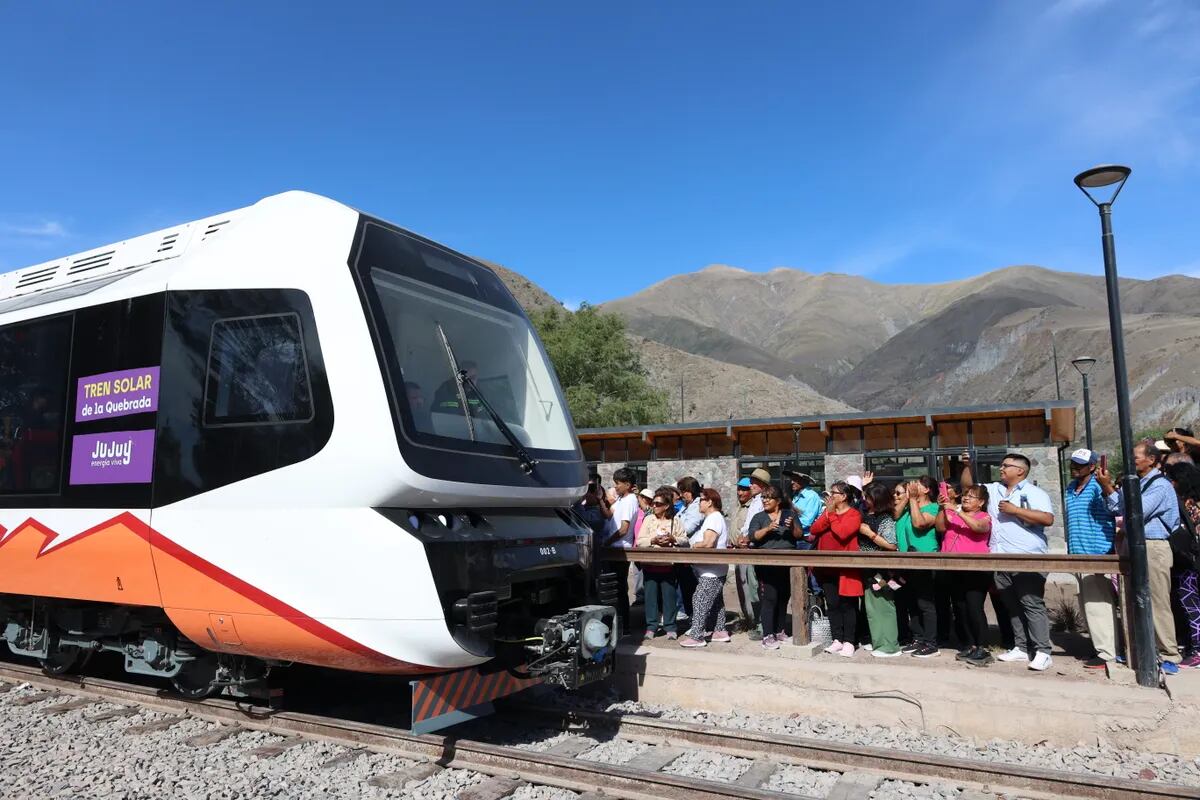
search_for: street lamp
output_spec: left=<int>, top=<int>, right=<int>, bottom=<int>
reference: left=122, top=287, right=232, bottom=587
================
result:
left=1074, top=164, right=1156, bottom=687
left=1071, top=356, right=1097, bottom=450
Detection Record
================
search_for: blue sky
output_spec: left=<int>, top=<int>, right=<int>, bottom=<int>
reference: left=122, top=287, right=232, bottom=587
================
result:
left=2, top=1, right=1198, bottom=307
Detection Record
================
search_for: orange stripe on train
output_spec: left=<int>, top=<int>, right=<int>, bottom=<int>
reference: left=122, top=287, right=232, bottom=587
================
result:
left=0, top=513, right=437, bottom=675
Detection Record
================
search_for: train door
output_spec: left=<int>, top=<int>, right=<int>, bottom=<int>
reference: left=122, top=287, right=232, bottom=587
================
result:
left=150, top=288, right=334, bottom=664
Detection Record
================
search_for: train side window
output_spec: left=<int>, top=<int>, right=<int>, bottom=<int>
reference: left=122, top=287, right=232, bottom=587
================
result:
left=0, top=315, right=73, bottom=494
left=204, top=313, right=313, bottom=426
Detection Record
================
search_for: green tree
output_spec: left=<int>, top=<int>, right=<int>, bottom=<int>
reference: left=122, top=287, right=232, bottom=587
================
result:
left=530, top=304, right=671, bottom=428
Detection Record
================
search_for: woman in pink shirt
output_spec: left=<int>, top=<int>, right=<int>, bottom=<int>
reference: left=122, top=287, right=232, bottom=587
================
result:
left=935, top=484, right=993, bottom=666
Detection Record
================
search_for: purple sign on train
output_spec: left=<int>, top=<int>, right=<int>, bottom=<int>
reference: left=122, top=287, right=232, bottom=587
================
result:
left=68, top=429, right=156, bottom=485
left=75, top=366, right=160, bottom=423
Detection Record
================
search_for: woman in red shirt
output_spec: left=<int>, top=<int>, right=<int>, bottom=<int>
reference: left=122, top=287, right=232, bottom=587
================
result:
left=810, top=481, right=865, bottom=657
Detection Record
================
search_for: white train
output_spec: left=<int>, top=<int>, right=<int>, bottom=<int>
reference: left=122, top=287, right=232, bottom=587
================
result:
left=0, top=191, right=616, bottom=708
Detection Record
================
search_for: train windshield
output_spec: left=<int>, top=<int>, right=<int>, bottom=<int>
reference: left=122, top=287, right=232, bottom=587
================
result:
left=353, top=221, right=576, bottom=461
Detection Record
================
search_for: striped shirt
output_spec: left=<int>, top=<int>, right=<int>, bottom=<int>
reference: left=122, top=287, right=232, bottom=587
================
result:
left=1065, top=476, right=1115, bottom=555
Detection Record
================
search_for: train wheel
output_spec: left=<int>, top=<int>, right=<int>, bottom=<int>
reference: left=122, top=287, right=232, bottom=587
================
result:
left=171, top=657, right=220, bottom=700
left=40, top=644, right=91, bottom=676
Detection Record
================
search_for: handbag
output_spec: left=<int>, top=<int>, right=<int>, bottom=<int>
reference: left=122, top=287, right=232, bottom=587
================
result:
left=1169, top=508, right=1199, bottom=571
left=808, top=605, right=832, bottom=646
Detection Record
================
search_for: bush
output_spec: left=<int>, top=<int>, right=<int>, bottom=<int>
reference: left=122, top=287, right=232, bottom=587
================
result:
left=530, top=304, right=671, bottom=429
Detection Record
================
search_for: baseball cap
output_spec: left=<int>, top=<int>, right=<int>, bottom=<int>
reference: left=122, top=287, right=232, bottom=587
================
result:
left=1070, top=448, right=1098, bottom=465
left=1155, top=440, right=1172, bottom=454
left=737, top=477, right=753, bottom=489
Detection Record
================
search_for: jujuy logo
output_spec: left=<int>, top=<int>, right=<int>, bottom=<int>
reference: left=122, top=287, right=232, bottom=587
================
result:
left=90, top=437, right=133, bottom=466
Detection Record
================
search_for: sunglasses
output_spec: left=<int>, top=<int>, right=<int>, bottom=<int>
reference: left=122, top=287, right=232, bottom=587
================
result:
left=830, top=490, right=845, bottom=496
left=652, top=500, right=668, bottom=506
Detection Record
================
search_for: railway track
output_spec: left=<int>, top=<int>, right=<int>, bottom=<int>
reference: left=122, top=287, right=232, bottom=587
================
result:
left=0, top=660, right=1195, bottom=800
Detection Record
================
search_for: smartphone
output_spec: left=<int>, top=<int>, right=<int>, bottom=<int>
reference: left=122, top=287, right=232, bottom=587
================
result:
left=938, top=481, right=949, bottom=499
left=1100, top=454, right=1108, bottom=472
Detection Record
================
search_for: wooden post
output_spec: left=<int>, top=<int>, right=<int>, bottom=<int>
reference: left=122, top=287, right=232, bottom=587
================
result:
left=790, top=566, right=809, bottom=645
left=1118, top=572, right=1134, bottom=669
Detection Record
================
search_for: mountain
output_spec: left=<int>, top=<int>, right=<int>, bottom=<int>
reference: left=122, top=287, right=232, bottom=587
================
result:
left=485, top=260, right=855, bottom=421
left=602, top=264, right=1200, bottom=444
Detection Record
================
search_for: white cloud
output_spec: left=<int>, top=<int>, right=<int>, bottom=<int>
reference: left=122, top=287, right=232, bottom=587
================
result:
left=0, top=218, right=69, bottom=239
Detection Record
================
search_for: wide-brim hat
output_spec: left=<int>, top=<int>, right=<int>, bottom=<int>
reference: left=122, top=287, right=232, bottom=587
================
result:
left=639, top=487, right=655, bottom=500
left=782, top=470, right=813, bottom=483
left=750, top=468, right=772, bottom=485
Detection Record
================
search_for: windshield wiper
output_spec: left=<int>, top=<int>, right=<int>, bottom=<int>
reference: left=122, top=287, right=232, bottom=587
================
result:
left=434, top=324, right=538, bottom=475
left=460, top=370, right=539, bottom=475
left=435, top=323, right=475, bottom=442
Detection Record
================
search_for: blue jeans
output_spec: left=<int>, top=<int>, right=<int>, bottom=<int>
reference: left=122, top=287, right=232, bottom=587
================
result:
left=644, top=570, right=680, bottom=633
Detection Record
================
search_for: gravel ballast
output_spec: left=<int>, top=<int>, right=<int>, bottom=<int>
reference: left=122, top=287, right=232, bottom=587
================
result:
left=548, top=686, right=1200, bottom=787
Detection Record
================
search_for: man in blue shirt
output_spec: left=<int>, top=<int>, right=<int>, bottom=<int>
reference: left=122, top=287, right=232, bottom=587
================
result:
left=1098, top=440, right=1182, bottom=670
left=1064, top=448, right=1118, bottom=669
left=785, top=470, right=823, bottom=545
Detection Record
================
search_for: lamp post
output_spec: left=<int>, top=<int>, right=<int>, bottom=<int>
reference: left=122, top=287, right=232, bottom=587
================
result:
left=1074, top=164, right=1156, bottom=688
left=1071, top=356, right=1097, bottom=450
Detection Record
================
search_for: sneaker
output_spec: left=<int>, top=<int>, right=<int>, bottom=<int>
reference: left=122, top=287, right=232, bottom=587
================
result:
left=871, top=648, right=903, bottom=658
left=710, top=630, right=731, bottom=644
left=666, top=631, right=678, bottom=640
left=954, top=647, right=973, bottom=661
left=644, top=628, right=657, bottom=641
left=900, top=642, right=920, bottom=655
left=862, top=643, right=874, bottom=652
left=912, top=644, right=940, bottom=658
left=1082, top=656, right=1109, bottom=670
left=1182, top=653, right=1200, bottom=668
left=761, top=634, right=780, bottom=650
left=1162, top=661, right=1180, bottom=676
left=997, top=647, right=1029, bottom=663
left=776, top=632, right=792, bottom=645
left=823, top=639, right=843, bottom=654
left=748, top=629, right=763, bottom=642
left=678, top=636, right=706, bottom=648
left=704, top=631, right=713, bottom=638
left=1028, top=652, right=1053, bottom=671
left=965, top=648, right=994, bottom=667
left=838, top=642, right=855, bottom=657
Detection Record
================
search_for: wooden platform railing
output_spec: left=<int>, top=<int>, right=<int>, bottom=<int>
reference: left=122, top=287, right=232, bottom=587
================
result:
left=601, top=548, right=1130, bottom=655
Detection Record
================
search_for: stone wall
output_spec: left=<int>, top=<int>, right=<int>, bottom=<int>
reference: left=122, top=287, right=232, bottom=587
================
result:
left=646, top=457, right=739, bottom=508
left=824, top=453, right=866, bottom=485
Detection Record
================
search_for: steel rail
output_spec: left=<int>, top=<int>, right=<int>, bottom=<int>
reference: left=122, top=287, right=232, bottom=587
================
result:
left=0, top=662, right=806, bottom=800
left=602, top=547, right=1124, bottom=574
left=502, top=703, right=1200, bottom=800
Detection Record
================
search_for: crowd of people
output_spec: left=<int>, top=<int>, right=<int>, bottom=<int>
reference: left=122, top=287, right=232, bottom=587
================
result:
left=574, top=428, right=1200, bottom=675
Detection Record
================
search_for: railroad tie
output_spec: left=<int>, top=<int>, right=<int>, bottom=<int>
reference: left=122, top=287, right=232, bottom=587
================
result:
left=124, top=716, right=187, bottom=735
left=542, top=737, right=595, bottom=758
left=367, top=762, right=443, bottom=789
left=184, top=726, right=245, bottom=747
left=39, top=699, right=96, bottom=716
left=622, top=745, right=685, bottom=773
left=11, top=690, right=63, bottom=707
left=319, top=748, right=366, bottom=769
left=734, top=758, right=780, bottom=789
left=85, top=707, right=140, bottom=723
left=457, top=776, right=526, bottom=800
left=248, top=736, right=306, bottom=758
left=825, top=771, right=882, bottom=800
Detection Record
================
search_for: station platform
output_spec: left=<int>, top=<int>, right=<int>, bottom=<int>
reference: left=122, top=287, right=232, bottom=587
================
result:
left=612, top=582, right=1200, bottom=758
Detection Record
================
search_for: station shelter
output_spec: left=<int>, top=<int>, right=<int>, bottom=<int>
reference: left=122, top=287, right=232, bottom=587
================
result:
left=578, top=401, right=1076, bottom=551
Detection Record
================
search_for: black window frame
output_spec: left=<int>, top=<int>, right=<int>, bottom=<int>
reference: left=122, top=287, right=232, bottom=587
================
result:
left=202, top=311, right=315, bottom=429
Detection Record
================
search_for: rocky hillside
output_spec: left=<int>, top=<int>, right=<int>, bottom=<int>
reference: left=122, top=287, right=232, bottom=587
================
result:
left=602, top=264, right=1200, bottom=443
left=485, top=260, right=855, bottom=421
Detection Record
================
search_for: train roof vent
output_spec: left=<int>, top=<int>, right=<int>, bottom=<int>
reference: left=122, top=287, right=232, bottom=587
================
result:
left=15, top=263, right=63, bottom=289
left=200, top=218, right=231, bottom=241
left=66, top=249, right=116, bottom=277
left=156, top=231, right=181, bottom=254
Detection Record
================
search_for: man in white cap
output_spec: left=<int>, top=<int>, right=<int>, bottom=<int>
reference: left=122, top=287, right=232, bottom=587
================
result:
left=1064, top=448, right=1118, bottom=670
